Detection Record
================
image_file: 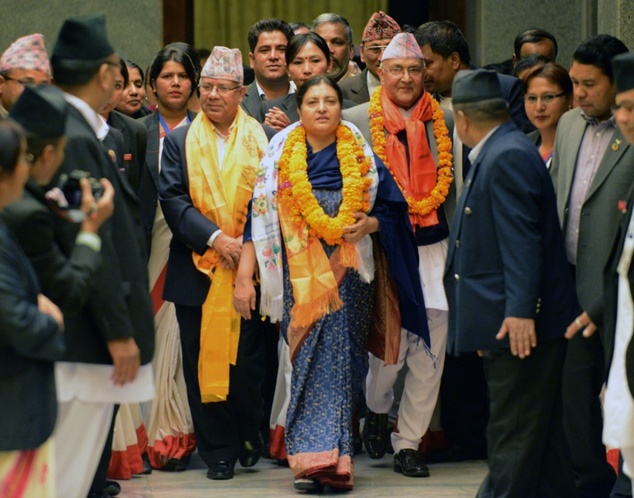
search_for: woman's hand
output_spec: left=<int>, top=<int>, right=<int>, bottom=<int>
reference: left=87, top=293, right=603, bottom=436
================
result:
left=342, top=212, right=379, bottom=243
left=233, top=276, right=256, bottom=320
left=264, top=107, right=291, bottom=131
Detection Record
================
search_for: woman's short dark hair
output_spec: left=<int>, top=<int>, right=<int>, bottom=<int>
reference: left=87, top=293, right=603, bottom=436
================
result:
left=286, top=32, right=331, bottom=67
left=296, top=75, right=342, bottom=108
left=126, top=60, right=144, bottom=81
left=0, top=119, right=24, bottom=175
left=522, top=62, right=573, bottom=96
left=117, top=57, right=129, bottom=88
left=148, top=47, right=198, bottom=97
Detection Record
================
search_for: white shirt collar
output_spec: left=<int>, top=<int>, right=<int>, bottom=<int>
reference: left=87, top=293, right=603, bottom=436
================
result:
left=63, top=92, right=109, bottom=142
left=255, top=79, right=295, bottom=100
left=467, top=125, right=500, bottom=164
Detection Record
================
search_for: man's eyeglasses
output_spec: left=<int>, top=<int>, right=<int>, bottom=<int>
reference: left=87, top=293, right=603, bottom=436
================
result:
left=364, top=45, right=390, bottom=55
left=2, top=75, right=48, bottom=86
left=524, top=93, right=566, bottom=105
left=384, top=66, right=424, bottom=77
left=199, top=84, right=241, bottom=95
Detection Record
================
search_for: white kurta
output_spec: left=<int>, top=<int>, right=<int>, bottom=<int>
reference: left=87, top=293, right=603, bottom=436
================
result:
left=603, top=212, right=634, bottom=451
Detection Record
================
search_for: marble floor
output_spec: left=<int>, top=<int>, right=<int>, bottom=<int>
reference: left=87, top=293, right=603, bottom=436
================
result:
left=116, top=453, right=487, bottom=497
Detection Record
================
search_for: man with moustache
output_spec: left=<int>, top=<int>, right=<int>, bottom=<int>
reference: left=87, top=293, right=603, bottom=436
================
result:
left=159, top=46, right=275, bottom=481
left=312, top=13, right=356, bottom=82
left=339, top=11, right=401, bottom=105
left=550, top=34, right=634, bottom=498
left=241, top=18, right=295, bottom=118
left=0, top=33, right=51, bottom=116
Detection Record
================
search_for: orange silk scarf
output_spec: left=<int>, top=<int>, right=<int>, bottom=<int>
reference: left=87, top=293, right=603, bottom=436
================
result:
left=381, top=87, right=439, bottom=228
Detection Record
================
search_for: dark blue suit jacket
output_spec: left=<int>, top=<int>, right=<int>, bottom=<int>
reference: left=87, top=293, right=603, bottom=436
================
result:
left=0, top=220, right=64, bottom=450
left=159, top=124, right=218, bottom=306
left=444, top=120, right=578, bottom=354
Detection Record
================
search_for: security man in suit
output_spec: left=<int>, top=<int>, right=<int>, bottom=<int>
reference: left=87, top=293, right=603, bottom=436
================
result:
left=445, top=69, right=578, bottom=498
left=47, top=14, right=155, bottom=498
left=550, top=34, right=634, bottom=498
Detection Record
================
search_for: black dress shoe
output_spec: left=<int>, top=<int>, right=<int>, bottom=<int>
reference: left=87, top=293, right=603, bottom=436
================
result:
left=362, top=409, right=389, bottom=459
left=394, top=449, right=430, bottom=478
left=103, top=479, right=121, bottom=496
left=239, top=434, right=263, bottom=468
left=207, top=461, right=234, bottom=480
left=162, top=457, right=189, bottom=472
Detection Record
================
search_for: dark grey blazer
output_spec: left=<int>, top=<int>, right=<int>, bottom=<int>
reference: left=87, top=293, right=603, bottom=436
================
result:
left=241, top=81, right=263, bottom=119
left=551, top=107, right=634, bottom=311
left=339, top=68, right=370, bottom=104
left=109, top=110, right=148, bottom=192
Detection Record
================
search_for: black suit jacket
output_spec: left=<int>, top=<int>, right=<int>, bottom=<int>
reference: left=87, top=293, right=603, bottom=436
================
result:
left=0, top=219, right=64, bottom=451
left=339, top=68, right=370, bottom=104
left=49, top=104, right=154, bottom=365
left=137, top=110, right=197, bottom=256
left=159, top=124, right=219, bottom=305
left=2, top=179, right=102, bottom=313
left=444, top=120, right=578, bottom=354
left=109, top=110, right=148, bottom=192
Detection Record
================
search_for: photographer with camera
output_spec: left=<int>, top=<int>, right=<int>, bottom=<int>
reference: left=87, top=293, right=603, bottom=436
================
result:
left=4, top=85, right=115, bottom=313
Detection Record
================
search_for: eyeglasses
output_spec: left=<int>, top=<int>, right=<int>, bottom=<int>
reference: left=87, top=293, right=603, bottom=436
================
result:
left=199, top=84, right=241, bottom=95
left=2, top=74, right=47, bottom=86
left=524, top=93, right=566, bottom=105
left=364, top=45, right=390, bottom=55
left=383, top=65, right=424, bottom=77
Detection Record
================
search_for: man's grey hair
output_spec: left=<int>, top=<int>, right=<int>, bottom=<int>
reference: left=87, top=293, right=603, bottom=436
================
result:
left=312, top=13, right=353, bottom=45
left=453, top=98, right=510, bottom=122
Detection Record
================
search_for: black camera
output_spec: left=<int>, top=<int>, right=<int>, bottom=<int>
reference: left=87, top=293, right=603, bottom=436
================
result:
left=59, top=170, right=103, bottom=209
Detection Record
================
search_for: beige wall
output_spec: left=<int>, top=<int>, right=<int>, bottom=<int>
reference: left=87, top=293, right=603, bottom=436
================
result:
left=0, top=0, right=162, bottom=72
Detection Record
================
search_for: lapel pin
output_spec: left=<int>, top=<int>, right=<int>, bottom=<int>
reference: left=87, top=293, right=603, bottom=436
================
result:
left=612, top=138, right=622, bottom=152
left=618, top=199, right=628, bottom=213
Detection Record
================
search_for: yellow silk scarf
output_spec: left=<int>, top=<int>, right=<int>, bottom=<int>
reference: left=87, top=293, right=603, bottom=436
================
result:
left=186, top=108, right=267, bottom=402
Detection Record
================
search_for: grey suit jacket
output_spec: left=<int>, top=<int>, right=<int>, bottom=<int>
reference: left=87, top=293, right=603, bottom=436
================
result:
left=241, top=81, right=263, bottom=119
left=343, top=101, right=457, bottom=223
left=550, top=106, right=634, bottom=310
left=339, top=68, right=370, bottom=104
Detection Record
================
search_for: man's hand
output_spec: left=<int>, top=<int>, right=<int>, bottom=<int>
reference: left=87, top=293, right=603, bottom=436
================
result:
left=264, top=107, right=291, bottom=131
left=496, top=317, right=536, bottom=359
left=107, top=337, right=140, bottom=386
left=342, top=212, right=379, bottom=243
left=212, top=233, right=242, bottom=269
left=565, top=311, right=597, bottom=339
left=38, top=294, right=64, bottom=330
left=233, top=276, right=256, bottom=320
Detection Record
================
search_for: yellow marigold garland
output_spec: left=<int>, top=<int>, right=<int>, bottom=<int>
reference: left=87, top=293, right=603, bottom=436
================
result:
left=369, top=86, right=453, bottom=217
left=277, top=124, right=372, bottom=246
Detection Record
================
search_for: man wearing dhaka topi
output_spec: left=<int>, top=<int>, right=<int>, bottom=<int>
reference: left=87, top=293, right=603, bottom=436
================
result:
left=344, top=32, right=454, bottom=478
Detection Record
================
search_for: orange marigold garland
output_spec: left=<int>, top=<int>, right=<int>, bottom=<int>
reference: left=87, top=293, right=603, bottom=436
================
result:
left=277, top=124, right=373, bottom=246
left=369, top=86, right=453, bottom=217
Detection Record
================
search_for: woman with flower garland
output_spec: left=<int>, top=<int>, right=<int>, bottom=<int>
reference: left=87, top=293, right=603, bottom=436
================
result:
left=234, top=75, right=427, bottom=492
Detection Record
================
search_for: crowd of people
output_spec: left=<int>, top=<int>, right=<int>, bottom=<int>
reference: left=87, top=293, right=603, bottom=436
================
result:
left=0, top=8, right=634, bottom=498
